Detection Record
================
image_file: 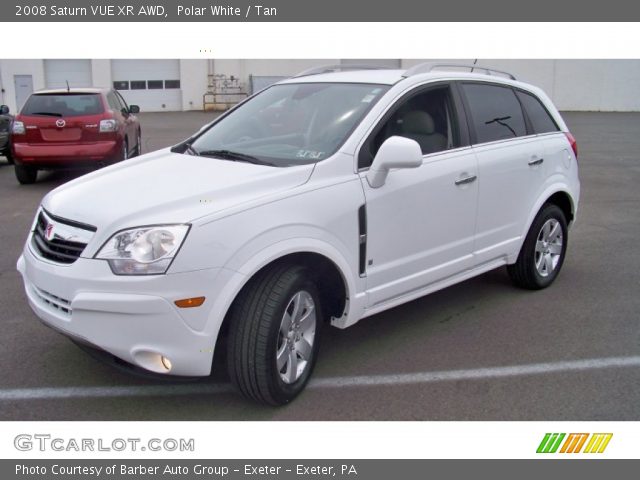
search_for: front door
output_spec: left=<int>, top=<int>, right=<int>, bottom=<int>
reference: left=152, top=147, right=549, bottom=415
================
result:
left=358, top=84, right=478, bottom=309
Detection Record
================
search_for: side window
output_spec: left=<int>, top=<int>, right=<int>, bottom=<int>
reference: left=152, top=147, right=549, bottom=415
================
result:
left=461, top=83, right=526, bottom=143
left=359, top=86, right=458, bottom=168
left=114, top=91, right=129, bottom=112
left=516, top=90, right=559, bottom=134
left=106, top=92, right=121, bottom=112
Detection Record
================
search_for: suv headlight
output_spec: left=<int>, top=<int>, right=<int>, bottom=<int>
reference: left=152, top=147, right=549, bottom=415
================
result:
left=95, top=225, right=190, bottom=275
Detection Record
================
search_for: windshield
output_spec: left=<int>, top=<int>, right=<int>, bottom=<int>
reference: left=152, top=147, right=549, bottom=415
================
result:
left=21, top=93, right=104, bottom=117
left=190, top=83, right=389, bottom=166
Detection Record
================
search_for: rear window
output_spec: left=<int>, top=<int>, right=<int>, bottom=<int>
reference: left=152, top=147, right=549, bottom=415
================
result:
left=516, top=90, right=559, bottom=134
left=21, top=93, right=104, bottom=117
left=461, top=83, right=527, bottom=144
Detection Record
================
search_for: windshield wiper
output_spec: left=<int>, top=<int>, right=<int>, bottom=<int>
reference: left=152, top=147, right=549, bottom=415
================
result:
left=485, top=116, right=516, bottom=137
left=30, top=112, right=63, bottom=117
left=184, top=143, right=199, bottom=156
left=197, top=149, right=275, bottom=166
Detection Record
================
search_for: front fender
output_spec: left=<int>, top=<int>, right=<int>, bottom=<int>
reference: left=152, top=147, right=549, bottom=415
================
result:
left=200, top=234, right=363, bottom=354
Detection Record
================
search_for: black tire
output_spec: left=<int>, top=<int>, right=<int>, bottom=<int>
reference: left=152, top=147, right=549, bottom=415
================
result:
left=14, top=164, right=37, bottom=184
left=227, top=263, right=324, bottom=405
left=4, top=150, right=14, bottom=165
left=508, top=203, right=568, bottom=290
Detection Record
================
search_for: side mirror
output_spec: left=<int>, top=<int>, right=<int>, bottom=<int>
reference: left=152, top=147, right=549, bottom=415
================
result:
left=366, top=136, right=423, bottom=188
left=0, top=105, right=9, bottom=115
left=128, top=105, right=140, bottom=114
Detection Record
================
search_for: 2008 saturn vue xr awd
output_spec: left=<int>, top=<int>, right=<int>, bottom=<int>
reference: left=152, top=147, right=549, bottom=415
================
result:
left=17, top=64, right=580, bottom=405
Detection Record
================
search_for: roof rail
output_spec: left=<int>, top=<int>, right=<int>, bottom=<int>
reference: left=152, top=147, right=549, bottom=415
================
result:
left=293, top=64, right=394, bottom=78
left=402, top=62, right=517, bottom=80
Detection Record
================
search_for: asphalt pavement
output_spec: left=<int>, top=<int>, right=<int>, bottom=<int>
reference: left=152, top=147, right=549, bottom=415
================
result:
left=0, top=111, right=638, bottom=420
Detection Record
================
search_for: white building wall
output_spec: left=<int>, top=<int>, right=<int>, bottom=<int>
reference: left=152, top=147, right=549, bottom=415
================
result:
left=213, top=59, right=340, bottom=82
left=0, top=59, right=46, bottom=113
left=179, top=59, right=209, bottom=111
left=91, top=59, right=112, bottom=89
left=2, top=59, right=640, bottom=112
left=402, top=59, right=640, bottom=111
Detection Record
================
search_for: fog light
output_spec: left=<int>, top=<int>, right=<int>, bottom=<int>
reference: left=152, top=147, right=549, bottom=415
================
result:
left=161, top=356, right=172, bottom=371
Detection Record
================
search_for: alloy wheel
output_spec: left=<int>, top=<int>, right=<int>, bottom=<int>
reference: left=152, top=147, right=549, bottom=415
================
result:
left=535, top=218, right=563, bottom=277
left=276, top=290, right=317, bottom=384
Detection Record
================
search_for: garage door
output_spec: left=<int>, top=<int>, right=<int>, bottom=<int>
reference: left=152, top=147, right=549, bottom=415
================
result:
left=44, top=60, right=92, bottom=89
left=111, top=59, right=182, bottom=112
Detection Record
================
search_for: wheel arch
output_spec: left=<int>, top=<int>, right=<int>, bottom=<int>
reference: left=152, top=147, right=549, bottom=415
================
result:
left=546, top=191, right=574, bottom=225
left=513, top=186, right=577, bottom=263
left=208, top=241, right=357, bottom=363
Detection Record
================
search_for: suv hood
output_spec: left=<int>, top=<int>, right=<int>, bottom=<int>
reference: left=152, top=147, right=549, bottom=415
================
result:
left=42, top=148, right=314, bottom=233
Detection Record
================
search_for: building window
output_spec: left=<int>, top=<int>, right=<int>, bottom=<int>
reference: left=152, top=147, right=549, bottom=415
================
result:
left=147, top=80, right=163, bottom=90
left=164, top=80, right=180, bottom=89
left=130, top=81, right=147, bottom=90
left=113, top=81, right=129, bottom=90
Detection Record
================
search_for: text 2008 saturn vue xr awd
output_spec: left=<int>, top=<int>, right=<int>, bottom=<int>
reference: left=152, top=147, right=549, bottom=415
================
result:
left=17, top=64, right=580, bottom=405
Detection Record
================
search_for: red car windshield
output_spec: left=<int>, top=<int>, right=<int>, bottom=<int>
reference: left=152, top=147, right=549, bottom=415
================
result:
left=21, top=93, right=104, bottom=117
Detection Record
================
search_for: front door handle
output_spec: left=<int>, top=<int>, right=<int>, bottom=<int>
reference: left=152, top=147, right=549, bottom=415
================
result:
left=528, top=158, right=544, bottom=166
left=455, top=174, right=477, bottom=186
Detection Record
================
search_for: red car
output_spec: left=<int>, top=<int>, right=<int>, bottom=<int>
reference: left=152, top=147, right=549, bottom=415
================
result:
left=11, top=88, right=141, bottom=184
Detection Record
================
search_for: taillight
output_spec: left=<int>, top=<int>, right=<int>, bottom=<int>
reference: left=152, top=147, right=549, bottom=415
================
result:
left=565, top=132, right=578, bottom=159
left=99, top=119, right=117, bottom=133
left=12, top=121, right=25, bottom=135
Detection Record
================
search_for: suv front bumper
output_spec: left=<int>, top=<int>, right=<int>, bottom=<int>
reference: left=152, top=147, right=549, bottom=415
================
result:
left=17, top=245, right=223, bottom=377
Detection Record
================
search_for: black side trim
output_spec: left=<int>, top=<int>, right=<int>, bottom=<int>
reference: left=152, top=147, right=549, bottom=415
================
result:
left=358, top=204, right=367, bottom=276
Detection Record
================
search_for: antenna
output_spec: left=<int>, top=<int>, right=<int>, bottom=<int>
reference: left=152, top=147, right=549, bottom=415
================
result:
left=471, top=59, right=478, bottom=73
left=65, top=80, right=70, bottom=92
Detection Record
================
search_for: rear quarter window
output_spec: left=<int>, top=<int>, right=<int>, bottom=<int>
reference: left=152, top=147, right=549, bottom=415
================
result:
left=461, top=83, right=527, bottom=144
left=516, top=90, right=559, bottom=134
left=21, top=93, right=104, bottom=117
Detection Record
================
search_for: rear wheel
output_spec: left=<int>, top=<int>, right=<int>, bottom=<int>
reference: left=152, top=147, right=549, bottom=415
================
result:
left=14, top=164, right=37, bottom=184
left=227, top=263, right=323, bottom=405
left=508, top=204, right=568, bottom=289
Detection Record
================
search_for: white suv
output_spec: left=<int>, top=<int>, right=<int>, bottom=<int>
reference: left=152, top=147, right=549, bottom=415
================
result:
left=17, top=63, right=580, bottom=405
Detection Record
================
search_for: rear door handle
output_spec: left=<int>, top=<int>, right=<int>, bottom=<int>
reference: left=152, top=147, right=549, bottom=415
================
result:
left=528, top=158, right=544, bottom=166
left=455, top=174, right=477, bottom=186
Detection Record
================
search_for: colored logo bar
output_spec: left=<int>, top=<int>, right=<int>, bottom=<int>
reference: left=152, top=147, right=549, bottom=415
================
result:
left=537, top=433, right=612, bottom=454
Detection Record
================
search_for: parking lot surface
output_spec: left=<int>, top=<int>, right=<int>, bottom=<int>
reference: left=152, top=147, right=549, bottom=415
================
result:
left=0, top=111, right=639, bottom=420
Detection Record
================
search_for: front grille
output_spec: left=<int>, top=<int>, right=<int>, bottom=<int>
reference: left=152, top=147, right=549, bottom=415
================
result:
left=31, top=285, right=72, bottom=316
left=31, top=211, right=94, bottom=264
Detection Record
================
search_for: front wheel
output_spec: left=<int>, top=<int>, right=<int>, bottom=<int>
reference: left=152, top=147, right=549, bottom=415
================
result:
left=508, top=204, right=568, bottom=290
left=120, top=139, right=129, bottom=162
left=227, top=264, right=323, bottom=405
left=133, top=130, right=142, bottom=157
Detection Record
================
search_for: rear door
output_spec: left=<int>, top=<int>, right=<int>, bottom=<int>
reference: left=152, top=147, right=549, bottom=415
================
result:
left=19, top=93, right=105, bottom=145
left=515, top=89, right=567, bottom=189
left=459, top=82, right=546, bottom=265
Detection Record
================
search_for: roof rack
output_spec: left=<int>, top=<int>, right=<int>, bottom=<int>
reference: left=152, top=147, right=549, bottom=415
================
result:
left=293, top=64, right=394, bottom=78
left=402, top=62, right=517, bottom=80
